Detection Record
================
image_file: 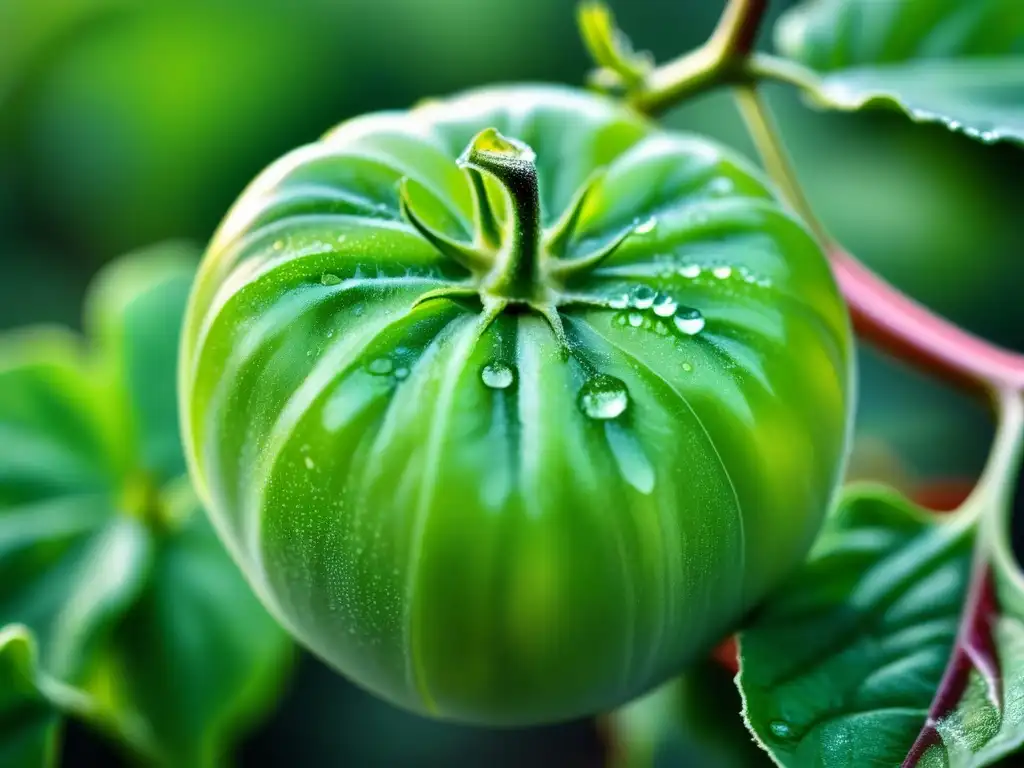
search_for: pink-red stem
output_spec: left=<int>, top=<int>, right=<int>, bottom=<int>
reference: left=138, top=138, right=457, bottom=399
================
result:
left=832, top=248, right=1024, bottom=397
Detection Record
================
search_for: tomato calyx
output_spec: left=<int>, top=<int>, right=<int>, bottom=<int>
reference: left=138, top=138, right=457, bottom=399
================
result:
left=399, top=128, right=644, bottom=334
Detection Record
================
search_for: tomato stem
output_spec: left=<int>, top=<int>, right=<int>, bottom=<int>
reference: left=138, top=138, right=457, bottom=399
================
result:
left=460, top=129, right=547, bottom=303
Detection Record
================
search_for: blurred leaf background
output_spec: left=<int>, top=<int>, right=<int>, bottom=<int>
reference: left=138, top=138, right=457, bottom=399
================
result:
left=2, top=0, right=1020, bottom=764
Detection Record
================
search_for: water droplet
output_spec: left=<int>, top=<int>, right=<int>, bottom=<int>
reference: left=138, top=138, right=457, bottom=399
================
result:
left=627, top=312, right=644, bottom=328
left=653, top=320, right=669, bottom=335
left=631, top=285, right=656, bottom=309
left=614, top=313, right=628, bottom=326
left=394, top=366, right=409, bottom=380
left=712, top=265, right=733, bottom=279
left=769, top=721, right=793, bottom=739
left=481, top=362, right=514, bottom=389
left=709, top=176, right=735, bottom=195
left=674, top=309, right=705, bottom=335
left=578, top=375, right=630, bottom=420
left=609, top=293, right=630, bottom=310
left=367, top=357, right=394, bottom=375
left=304, top=456, right=316, bottom=470
left=682, top=362, right=693, bottom=372
left=678, top=264, right=701, bottom=279
left=634, top=216, right=657, bottom=234
left=272, top=239, right=285, bottom=251
left=321, top=272, right=342, bottom=286
left=336, top=234, right=348, bottom=245
left=652, top=293, right=677, bottom=317
left=326, top=330, right=335, bottom=338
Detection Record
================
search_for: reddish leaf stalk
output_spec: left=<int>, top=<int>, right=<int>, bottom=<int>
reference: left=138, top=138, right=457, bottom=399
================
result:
left=833, top=249, right=1024, bottom=397
left=902, top=564, right=1001, bottom=767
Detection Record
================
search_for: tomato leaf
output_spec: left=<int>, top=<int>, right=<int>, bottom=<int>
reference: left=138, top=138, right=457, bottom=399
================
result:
left=776, top=0, right=1024, bottom=72
left=802, top=59, right=1024, bottom=147
left=738, top=481, right=1024, bottom=767
left=0, top=246, right=290, bottom=764
left=85, top=241, right=199, bottom=483
left=775, top=0, right=1024, bottom=148
left=0, top=329, right=153, bottom=683
left=97, top=501, right=293, bottom=768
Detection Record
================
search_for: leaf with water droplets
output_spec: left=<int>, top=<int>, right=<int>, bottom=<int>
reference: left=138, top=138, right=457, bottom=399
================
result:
left=803, top=60, right=1024, bottom=148
left=776, top=0, right=1024, bottom=148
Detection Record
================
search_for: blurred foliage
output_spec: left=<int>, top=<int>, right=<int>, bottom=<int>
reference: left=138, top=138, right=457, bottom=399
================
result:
left=2, top=0, right=1023, bottom=765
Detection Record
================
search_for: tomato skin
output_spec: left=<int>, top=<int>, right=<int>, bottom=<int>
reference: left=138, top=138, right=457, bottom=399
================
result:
left=180, top=85, right=852, bottom=725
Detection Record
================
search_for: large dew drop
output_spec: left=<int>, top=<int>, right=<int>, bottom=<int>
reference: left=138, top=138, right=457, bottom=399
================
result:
left=578, top=375, right=630, bottom=420
left=674, top=308, right=705, bottom=336
left=481, top=361, right=514, bottom=390
left=652, top=293, right=677, bottom=317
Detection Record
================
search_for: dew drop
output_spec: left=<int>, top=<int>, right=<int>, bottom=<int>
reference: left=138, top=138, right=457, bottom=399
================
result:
left=609, top=293, right=630, bottom=310
left=367, top=357, right=394, bottom=375
left=678, top=264, right=701, bottom=279
left=481, top=361, right=514, bottom=389
left=674, top=309, right=705, bottom=336
left=652, top=293, right=677, bottom=317
left=272, top=239, right=285, bottom=251
left=627, top=311, right=644, bottom=328
left=304, top=456, right=316, bottom=470
left=578, top=375, right=630, bottom=420
left=631, top=285, right=656, bottom=309
left=614, top=313, right=628, bottom=326
left=682, top=362, right=693, bottom=372
left=394, top=366, right=409, bottom=380
left=769, top=721, right=794, bottom=740
left=712, top=265, right=733, bottom=279
left=321, top=272, right=342, bottom=286
left=634, top=216, right=657, bottom=234
left=653, top=320, right=669, bottom=335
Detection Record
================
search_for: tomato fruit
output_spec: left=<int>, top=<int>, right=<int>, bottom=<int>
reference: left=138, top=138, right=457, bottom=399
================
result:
left=180, top=85, right=851, bottom=725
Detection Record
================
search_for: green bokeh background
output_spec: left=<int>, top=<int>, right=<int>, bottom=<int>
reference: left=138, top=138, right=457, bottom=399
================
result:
left=2, top=0, right=1019, bottom=764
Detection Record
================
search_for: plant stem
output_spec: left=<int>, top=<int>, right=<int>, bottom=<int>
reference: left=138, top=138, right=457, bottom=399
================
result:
left=711, top=0, right=768, bottom=59
left=733, top=84, right=1024, bottom=398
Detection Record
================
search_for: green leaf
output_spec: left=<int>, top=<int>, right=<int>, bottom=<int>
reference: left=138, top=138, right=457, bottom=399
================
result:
left=0, top=329, right=153, bottom=683
left=0, top=625, right=61, bottom=768
left=776, top=0, right=1024, bottom=72
left=95, top=503, right=293, bottom=768
left=775, top=0, right=1024, bottom=148
left=803, top=59, right=1024, bottom=147
left=738, top=481, right=1024, bottom=767
left=0, top=245, right=291, bottom=764
left=85, top=241, right=200, bottom=483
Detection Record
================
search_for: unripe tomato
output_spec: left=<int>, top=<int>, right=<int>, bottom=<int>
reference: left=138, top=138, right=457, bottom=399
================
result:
left=180, top=85, right=851, bottom=725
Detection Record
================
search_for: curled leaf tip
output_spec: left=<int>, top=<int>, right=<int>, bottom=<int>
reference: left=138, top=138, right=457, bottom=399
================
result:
left=458, top=128, right=537, bottom=169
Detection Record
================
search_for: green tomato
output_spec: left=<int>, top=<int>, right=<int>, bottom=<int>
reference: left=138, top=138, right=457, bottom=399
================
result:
left=180, top=85, right=852, bottom=726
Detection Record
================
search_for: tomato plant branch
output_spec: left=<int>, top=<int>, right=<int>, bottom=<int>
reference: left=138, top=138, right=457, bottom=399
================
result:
left=733, top=83, right=1024, bottom=397
left=578, top=0, right=823, bottom=116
